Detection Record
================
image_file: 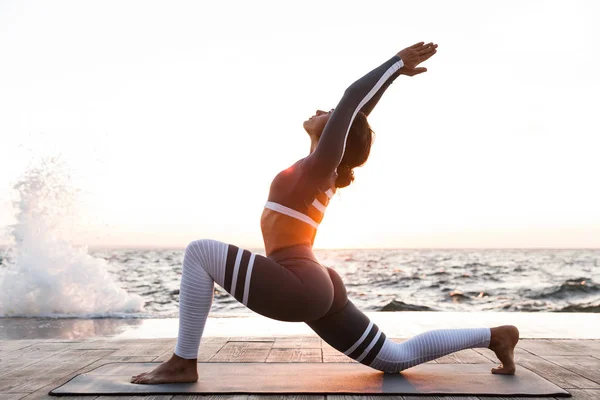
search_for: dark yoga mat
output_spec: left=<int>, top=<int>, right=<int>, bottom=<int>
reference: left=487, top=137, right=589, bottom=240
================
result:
left=50, top=362, right=570, bottom=397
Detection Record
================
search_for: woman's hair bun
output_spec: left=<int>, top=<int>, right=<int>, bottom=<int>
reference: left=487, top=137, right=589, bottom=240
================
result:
left=335, top=165, right=354, bottom=188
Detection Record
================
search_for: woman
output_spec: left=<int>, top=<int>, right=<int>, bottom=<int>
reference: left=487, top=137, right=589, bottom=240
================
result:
left=131, top=41, right=519, bottom=384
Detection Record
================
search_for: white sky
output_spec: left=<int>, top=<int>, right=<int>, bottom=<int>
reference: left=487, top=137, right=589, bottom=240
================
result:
left=1, top=0, right=599, bottom=249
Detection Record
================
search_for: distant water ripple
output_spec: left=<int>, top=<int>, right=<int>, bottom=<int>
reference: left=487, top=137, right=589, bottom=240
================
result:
left=85, top=248, right=600, bottom=317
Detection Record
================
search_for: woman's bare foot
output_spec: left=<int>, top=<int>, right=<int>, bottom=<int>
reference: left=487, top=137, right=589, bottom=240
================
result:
left=488, top=325, right=519, bottom=375
left=130, top=354, right=198, bottom=384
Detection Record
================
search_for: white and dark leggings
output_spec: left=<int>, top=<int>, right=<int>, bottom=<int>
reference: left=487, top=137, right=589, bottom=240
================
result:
left=175, top=239, right=491, bottom=373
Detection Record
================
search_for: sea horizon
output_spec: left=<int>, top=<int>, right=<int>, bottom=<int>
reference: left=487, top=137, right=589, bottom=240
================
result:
left=1, top=248, right=599, bottom=318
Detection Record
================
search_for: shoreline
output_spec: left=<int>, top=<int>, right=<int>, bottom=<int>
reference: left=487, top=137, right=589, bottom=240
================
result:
left=1, top=311, right=599, bottom=341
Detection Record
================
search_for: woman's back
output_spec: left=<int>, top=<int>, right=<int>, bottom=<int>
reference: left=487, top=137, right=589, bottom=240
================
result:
left=260, top=158, right=336, bottom=256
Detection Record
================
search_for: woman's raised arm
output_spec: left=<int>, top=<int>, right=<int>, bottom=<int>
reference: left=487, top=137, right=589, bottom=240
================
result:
left=306, top=42, right=438, bottom=176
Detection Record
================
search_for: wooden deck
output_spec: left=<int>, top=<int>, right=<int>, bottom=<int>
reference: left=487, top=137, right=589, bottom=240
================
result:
left=1, top=337, right=599, bottom=400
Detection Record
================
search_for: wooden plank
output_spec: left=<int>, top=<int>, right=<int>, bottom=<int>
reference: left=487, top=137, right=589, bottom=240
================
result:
left=8, top=348, right=113, bottom=371
left=108, top=342, right=174, bottom=357
left=476, top=397, right=561, bottom=400
left=266, top=348, right=321, bottom=363
left=321, top=343, right=354, bottom=363
left=17, top=342, right=77, bottom=356
left=0, top=356, right=40, bottom=379
left=473, top=348, right=600, bottom=389
left=72, top=355, right=158, bottom=379
left=110, top=339, right=176, bottom=346
left=543, top=356, right=600, bottom=386
left=19, top=391, right=95, bottom=400
left=11, top=353, right=158, bottom=400
left=567, top=389, right=600, bottom=400
left=5, top=349, right=116, bottom=393
left=328, top=396, right=404, bottom=400
left=227, top=337, right=275, bottom=342
left=518, top=340, right=600, bottom=357
left=0, top=341, right=37, bottom=354
left=15, top=369, right=97, bottom=400
left=154, top=343, right=227, bottom=363
left=199, top=338, right=230, bottom=362
left=172, top=396, right=248, bottom=400
left=13, top=353, right=160, bottom=399
left=250, top=395, right=324, bottom=400
left=220, top=341, right=273, bottom=350
left=435, top=349, right=494, bottom=364
left=323, top=354, right=357, bottom=363
left=202, top=337, right=231, bottom=342
left=404, top=396, right=480, bottom=400
left=0, top=342, right=74, bottom=377
left=153, top=346, right=176, bottom=362
left=272, top=338, right=321, bottom=349
left=199, top=343, right=228, bottom=362
left=20, top=394, right=93, bottom=400
left=3, top=348, right=116, bottom=392
left=0, top=394, right=29, bottom=400
left=0, top=338, right=595, bottom=400
left=96, top=396, right=173, bottom=400
left=69, top=340, right=124, bottom=350
left=154, top=338, right=230, bottom=362
left=332, top=396, right=479, bottom=400
left=210, top=342, right=272, bottom=362
left=0, top=380, right=23, bottom=393
left=87, top=355, right=158, bottom=364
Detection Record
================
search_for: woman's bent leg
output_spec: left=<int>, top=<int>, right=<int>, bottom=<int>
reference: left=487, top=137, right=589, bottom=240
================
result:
left=307, top=267, right=516, bottom=374
left=176, top=240, right=332, bottom=359
left=131, top=240, right=227, bottom=384
left=174, top=239, right=226, bottom=359
left=132, top=239, right=333, bottom=384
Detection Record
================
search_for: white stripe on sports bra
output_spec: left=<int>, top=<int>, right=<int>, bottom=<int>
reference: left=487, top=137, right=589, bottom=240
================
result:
left=311, top=198, right=326, bottom=213
left=264, top=201, right=319, bottom=229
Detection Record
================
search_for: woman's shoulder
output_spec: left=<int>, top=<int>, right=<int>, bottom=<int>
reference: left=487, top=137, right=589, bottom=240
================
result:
left=272, top=157, right=334, bottom=187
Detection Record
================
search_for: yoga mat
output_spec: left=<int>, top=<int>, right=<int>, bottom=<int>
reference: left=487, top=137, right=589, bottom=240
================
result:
left=50, top=362, right=570, bottom=397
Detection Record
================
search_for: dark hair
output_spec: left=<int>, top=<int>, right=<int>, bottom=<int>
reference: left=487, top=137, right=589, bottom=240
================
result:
left=335, top=111, right=374, bottom=188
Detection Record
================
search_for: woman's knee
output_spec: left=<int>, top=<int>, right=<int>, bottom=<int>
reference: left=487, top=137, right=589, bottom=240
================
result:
left=185, top=239, right=225, bottom=261
left=183, top=239, right=229, bottom=282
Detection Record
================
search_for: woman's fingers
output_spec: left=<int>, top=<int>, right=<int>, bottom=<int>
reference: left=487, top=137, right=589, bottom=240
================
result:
left=420, top=48, right=437, bottom=59
left=399, top=42, right=437, bottom=72
left=418, top=43, right=437, bottom=55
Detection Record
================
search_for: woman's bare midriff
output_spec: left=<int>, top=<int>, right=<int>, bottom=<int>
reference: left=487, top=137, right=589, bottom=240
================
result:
left=260, top=208, right=316, bottom=256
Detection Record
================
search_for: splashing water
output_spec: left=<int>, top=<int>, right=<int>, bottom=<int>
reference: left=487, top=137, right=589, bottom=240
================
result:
left=0, top=158, right=145, bottom=317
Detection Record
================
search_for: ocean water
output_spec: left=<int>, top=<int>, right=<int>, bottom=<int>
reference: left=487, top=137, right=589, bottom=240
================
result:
left=1, top=247, right=599, bottom=318
left=1, top=159, right=599, bottom=319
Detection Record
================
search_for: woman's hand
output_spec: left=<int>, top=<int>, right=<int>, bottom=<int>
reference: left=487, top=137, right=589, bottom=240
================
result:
left=396, top=42, right=438, bottom=76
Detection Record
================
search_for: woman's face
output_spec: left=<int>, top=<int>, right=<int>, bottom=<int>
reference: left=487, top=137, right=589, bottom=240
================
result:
left=303, top=109, right=333, bottom=138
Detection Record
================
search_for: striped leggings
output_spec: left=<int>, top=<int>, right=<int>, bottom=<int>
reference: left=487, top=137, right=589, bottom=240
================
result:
left=174, top=239, right=490, bottom=373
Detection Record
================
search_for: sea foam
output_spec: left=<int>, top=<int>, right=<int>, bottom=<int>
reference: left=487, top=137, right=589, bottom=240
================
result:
left=0, top=158, right=145, bottom=317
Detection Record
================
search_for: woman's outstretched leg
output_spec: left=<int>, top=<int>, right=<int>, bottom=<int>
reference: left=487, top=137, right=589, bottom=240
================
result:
left=307, top=267, right=519, bottom=374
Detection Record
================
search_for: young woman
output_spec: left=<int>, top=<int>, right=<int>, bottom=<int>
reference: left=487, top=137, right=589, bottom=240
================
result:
left=131, top=41, right=519, bottom=384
